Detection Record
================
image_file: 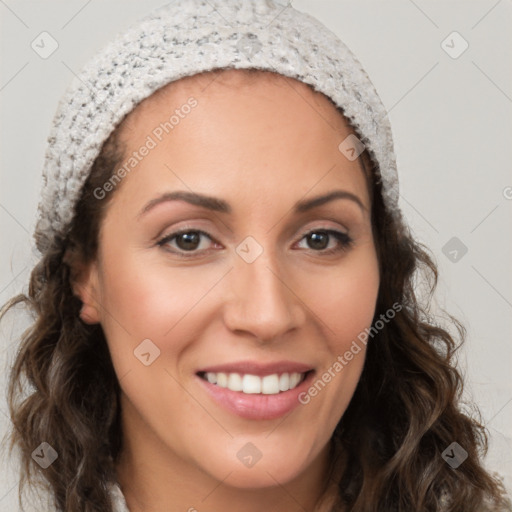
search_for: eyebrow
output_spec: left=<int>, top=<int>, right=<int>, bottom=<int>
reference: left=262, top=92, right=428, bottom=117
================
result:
left=138, top=189, right=367, bottom=218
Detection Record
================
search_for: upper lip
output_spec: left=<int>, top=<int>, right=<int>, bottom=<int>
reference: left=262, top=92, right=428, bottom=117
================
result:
left=196, top=360, right=314, bottom=377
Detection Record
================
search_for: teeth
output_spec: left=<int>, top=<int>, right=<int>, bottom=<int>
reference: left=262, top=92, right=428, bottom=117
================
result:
left=278, top=373, right=289, bottom=392
left=290, top=372, right=301, bottom=389
left=242, top=374, right=261, bottom=394
left=202, top=371, right=306, bottom=394
left=206, top=372, right=217, bottom=384
left=216, top=372, right=228, bottom=387
left=228, top=373, right=243, bottom=391
left=261, top=374, right=278, bottom=394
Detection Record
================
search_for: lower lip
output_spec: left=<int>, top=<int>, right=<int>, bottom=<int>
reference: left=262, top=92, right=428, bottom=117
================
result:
left=196, top=371, right=315, bottom=420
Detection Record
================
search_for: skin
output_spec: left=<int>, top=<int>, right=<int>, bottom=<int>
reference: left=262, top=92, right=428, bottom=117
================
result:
left=74, top=69, right=380, bottom=512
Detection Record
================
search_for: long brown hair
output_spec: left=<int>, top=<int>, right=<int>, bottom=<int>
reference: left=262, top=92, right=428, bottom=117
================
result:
left=1, top=68, right=510, bottom=512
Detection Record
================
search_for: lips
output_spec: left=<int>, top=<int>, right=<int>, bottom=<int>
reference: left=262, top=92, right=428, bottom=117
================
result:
left=195, top=360, right=315, bottom=420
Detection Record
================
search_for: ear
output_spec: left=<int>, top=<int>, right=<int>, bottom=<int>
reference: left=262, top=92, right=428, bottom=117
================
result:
left=65, top=248, right=102, bottom=325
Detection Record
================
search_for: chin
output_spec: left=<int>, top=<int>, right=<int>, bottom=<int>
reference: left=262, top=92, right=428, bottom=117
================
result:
left=213, top=459, right=306, bottom=490
left=191, top=440, right=314, bottom=490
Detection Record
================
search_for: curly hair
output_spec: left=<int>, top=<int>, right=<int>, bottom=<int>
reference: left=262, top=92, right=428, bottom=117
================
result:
left=1, top=70, right=510, bottom=512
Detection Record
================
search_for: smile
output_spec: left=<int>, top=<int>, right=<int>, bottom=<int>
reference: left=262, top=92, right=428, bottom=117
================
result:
left=197, top=371, right=308, bottom=395
left=195, top=362, right=316, bottom=420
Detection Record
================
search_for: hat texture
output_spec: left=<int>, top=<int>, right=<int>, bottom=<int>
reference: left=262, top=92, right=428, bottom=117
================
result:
left=34, top=0, right=400, bottom=252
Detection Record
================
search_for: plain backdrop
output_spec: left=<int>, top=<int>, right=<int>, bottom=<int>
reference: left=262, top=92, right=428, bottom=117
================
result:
left=1, top=0, right=511, bottom=509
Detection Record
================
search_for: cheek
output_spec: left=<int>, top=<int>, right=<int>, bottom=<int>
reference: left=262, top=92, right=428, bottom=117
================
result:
left=305, top=253, right=380, bottom=350
left=299, top=250, right=379, bottom=396
left=96, top=247, right=229, bottom=377
left=95, top=253, right=215, bottom=436
left=290, top=252, right=379, bottom=447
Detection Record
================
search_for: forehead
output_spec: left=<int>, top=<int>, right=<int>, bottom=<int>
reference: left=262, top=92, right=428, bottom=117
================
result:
left=120, top=68, right=358, bottom=143
left=112, top=68, right=372, bottom=215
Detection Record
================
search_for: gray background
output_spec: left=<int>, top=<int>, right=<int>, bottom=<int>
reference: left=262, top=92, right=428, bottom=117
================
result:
left=1, top=0, right=511, bottom=509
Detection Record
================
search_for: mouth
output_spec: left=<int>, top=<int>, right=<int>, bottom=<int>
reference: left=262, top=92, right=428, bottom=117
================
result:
left=195, top=362, right=316, bottom=420
left=196, top=370, right=312, bottom=395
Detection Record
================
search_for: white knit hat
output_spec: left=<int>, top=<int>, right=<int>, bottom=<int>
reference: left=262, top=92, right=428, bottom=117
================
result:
left=34, top=0, right=401, bottom=253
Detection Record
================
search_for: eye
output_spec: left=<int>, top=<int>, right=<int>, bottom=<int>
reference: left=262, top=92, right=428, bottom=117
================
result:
left=296, top=229, right=353, bottom=255
left=157, top=229, right=217, bottom=257
left=157, top=227, right=354, bottom=258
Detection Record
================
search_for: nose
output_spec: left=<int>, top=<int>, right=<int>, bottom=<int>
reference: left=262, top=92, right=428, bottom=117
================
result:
left=222, top=250, right=306, bottom=343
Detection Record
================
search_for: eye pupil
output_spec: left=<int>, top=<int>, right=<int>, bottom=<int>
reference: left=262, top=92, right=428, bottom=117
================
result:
left=308, top=232, right=328, bottom=250
left=177, top=232, right=200, bottom=251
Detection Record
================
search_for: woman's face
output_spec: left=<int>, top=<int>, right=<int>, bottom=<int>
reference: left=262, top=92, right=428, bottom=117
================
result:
left=77, top=69, right=380, bottom=490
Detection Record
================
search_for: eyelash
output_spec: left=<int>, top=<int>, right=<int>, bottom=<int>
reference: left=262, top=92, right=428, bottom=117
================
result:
left=156, top=228, right=354, bottom=258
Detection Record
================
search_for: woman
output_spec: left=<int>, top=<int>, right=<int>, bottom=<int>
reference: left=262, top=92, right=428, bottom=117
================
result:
left=1, top=1, right=510, bottom=511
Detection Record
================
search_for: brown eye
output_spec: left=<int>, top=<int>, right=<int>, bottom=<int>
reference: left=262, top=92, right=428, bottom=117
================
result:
left=298, top=229, right=353, bottom=254
left=157, top=229, right=215, bottom=256
left=307, top=232, right=329, bottom=250
left=175, top=232, right=201, bottom=251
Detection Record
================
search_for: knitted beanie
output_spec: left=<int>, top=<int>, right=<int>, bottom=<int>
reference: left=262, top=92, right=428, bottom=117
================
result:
left=34, top=0, right=401, bottom=253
